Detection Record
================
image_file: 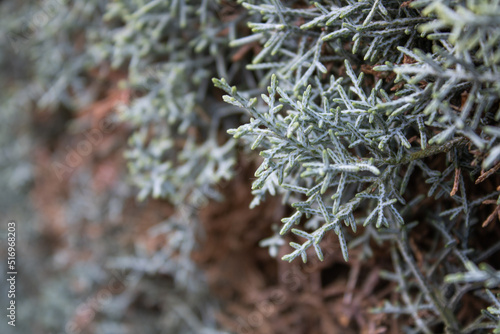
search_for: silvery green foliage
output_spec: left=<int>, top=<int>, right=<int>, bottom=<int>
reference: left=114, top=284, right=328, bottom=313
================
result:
left=218, top=0, right=500, bottom=332
left=49, top=169, right=228, bottom=334
left=444, top=263, right=500, bottom=333
left=220, top=0, right=499, bottom=263
left=0, top=0, right=107, bottom=210
left=107, top=205, right=230, bottom=334
left=0, top=4, right=108, bottom=332
left=366, top=213, right=500, bottom=333
left=0, top=1, right=233, bottom=333
left=104, top=0, right=244, bottom=204
left=379, top=0, right=500, bottom=168
left=219, top=0, right=439, bottom=263
left=98, top=1, right=247, bottom=333
left=2, top=0, right=107, bottom=111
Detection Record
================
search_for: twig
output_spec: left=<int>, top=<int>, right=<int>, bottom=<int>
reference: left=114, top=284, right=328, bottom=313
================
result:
left=476, top=161, right=500, bottom=184
left=380, top=137, right=469, bottom=166
left=450, top=168, right=461, bottom=197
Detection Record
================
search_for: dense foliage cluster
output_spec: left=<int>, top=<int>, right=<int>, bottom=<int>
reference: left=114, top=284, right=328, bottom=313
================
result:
left=1, top=0, right=499, bottom=333
left=217, top=0, right=500, bottom=332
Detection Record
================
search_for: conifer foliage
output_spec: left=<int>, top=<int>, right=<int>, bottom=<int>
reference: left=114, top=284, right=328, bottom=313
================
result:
left=1, top=0, right=500, bottom=332
left=216, top=0, right=500, bottom=332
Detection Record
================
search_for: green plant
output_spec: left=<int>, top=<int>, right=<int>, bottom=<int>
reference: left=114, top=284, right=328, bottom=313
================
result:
left=3, top=0, right=500, bottom=332
left=216, top=0, right=500, bottom=332
left=103, top=0, right=250, bottom=205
